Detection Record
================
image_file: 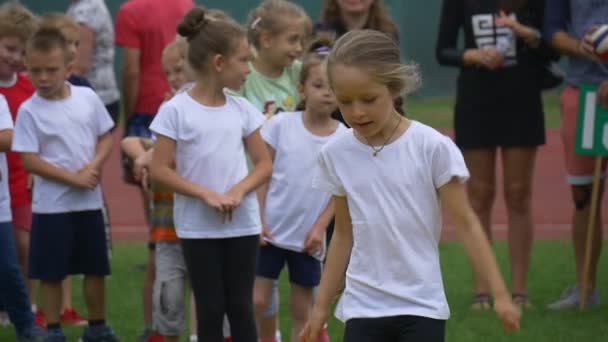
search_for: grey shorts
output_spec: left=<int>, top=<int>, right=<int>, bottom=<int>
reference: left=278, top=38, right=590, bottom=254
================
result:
left=153, top=242, right=188, bottom=336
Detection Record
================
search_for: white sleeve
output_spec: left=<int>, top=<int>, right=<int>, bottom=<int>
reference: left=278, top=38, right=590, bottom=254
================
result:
left=91, top=91, right=115, bottom=135
left=12, top=107, right=39, bottom=153
left=150, top=103, right=179, bottom=141
left=312, top=148, right=346, bottom=197
left=239, top=98, right=265, bottom=137
left=431, top=135, right=469, bottom=189
left=0, top=96, right=13, bottom=131
left=260, top=114, right=282, bottom=149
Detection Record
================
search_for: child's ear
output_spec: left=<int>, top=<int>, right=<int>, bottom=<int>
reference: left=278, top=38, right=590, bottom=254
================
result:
left=259, top=31, right=273, bottom=50
left=212, top=53, right=224, bottom=72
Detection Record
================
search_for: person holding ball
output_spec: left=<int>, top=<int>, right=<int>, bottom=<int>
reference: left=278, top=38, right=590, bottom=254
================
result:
left=543, top=0, right=608, bottom=310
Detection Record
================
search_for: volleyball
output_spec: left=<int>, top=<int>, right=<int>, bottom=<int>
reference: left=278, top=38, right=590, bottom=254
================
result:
left=591, top=25, right=608, bottom=61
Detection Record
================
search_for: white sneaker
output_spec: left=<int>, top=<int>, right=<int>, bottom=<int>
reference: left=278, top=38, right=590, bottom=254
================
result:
left=547, top=285, right=600, bottom=310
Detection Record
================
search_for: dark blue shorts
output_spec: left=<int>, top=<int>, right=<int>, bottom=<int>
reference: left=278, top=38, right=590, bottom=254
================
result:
left=29, top=210, right=110, bottom=281
left=256, top=244, right=321, bottom=288
left=122, top=113, right=155, bottom=185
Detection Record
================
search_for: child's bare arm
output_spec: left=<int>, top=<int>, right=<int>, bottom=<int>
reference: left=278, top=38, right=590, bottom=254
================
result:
left=302, top=196, right=352, bottom=342
left=120, top=136, right=148, bottom=160
left=439, top=178, right=521, bottom=331
left=0, top=129, right=12, bottom=152
left=89, top=132, right=113, bottom=170
left=227, top=129, right=272, bottom=204
left=304, top=199, right=334, bottom=254
left=255, top=142, right=275, bottom=243
left=21, top=153, right=97, bottom=189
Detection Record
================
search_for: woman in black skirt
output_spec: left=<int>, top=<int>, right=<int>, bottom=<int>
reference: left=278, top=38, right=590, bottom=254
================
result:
left=436, top=0, right=552, bottom=309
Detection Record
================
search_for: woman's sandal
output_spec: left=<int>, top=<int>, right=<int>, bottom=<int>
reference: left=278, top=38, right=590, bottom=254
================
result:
left=512, top=293, right=533, bottom=309
left=471, top=294, right=492, bottom=310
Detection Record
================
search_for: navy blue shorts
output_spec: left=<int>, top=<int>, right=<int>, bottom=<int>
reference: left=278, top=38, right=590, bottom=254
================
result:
left=122, top=113, right=155, bottom=185
left=256, top=244, right=321, bottom=287
left=29, top=210, right=110, bottom=281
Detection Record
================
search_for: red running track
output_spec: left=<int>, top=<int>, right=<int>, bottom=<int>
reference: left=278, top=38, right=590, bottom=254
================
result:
left=102, top=129, right=608, bottom=242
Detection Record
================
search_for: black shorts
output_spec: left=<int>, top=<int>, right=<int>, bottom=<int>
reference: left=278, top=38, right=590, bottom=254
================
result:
left=256, top=244, right=321, bottom=287
left=29, top=210, right=110, bottom=281
left=344, top=315, right=446, bottom=342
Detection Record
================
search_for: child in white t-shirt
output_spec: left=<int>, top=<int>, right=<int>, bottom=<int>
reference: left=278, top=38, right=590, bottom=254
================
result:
left=254, top=35, right=344, bottom=341
left=301, top=30, right=521, bottom=342
left=11, top=28, right=117, bottom=342
left=0, top=94, right=46, bottom=342
left=149, top=8, right=272, bottom=342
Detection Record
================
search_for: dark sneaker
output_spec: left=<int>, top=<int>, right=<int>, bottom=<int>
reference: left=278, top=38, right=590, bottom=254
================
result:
left=17, top=325, right=46, bottom=342
left=80, top=325, right=121, bottom=342
left=43, top=328, right=65, bottom=342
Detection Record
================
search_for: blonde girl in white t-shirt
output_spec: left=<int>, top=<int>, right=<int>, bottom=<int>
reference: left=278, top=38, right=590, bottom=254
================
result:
left=254, top=35, right=344, bottom=342
left=149, top=8, right=272, bottom=342
left=300, top=30, right=521, bottom=342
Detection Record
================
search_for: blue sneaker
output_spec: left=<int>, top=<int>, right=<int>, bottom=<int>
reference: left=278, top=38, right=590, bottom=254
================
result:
left=17, top=325, right=46, bottom=342
left=547, top=285, right=600, bottom=310
left=80, top=325, right=121, bottom=342
left=43, top=328, right=66, bottom=342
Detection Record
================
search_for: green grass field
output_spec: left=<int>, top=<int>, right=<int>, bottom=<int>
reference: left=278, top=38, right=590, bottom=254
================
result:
left=1, top=241, right=606, bottom=342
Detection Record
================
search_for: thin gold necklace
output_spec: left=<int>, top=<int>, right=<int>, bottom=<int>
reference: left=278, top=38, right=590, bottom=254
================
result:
left=364, top=116, right=402, bottom=157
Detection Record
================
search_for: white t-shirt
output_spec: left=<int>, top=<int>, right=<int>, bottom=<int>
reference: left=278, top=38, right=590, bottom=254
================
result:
left=150, top=92, right=265, bottom=239
left=261, top=111, right=346, bottom=253
left=0, top=95, right=12, bottom=222
left=12, top=85, right=115, bottom=214
left=312, top=121, right=469, bottom=322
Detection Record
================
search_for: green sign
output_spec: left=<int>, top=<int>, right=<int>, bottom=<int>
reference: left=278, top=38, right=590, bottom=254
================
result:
left=576, top=84, right=608, bottom=156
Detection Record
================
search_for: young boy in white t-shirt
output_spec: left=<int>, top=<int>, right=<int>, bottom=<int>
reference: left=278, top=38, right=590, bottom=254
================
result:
left=11, top=28, right=118, bottom=342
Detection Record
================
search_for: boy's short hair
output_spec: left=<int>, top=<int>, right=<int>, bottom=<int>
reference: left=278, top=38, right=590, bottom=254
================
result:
left=0, top=2, right=38, bottom=43
left=40, top=13, right=80, bottom=40
left=27, top=27, right=69, bottom=60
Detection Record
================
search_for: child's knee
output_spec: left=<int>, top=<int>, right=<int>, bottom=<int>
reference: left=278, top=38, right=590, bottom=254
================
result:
left=153, top=279, right=186, bottom=335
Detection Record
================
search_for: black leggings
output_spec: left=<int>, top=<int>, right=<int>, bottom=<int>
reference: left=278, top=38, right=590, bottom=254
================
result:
left=181, top=235, right=259, bottom=342
left=344, top=315, right=446, bottom=342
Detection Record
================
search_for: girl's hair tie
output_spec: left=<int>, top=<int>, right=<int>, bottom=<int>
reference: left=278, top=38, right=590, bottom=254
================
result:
left=250, top=17, right=262, bottom=30
left=314, top=46, right=331, bottom=55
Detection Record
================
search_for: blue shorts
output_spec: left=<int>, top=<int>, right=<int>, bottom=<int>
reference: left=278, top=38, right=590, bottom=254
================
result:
left=122, top=113, right=155, bottom=185
left=125, top=113, right=154, bottom=138
left=29, top=210, right=110, bottom=281
left=256, top=244, right=321, bottom=288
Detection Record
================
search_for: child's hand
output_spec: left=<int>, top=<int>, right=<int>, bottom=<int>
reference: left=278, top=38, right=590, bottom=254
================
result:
left=304, top=226, right=324, bottom=257
left=200, top=190, right=236, bottom=223
left=260, top=224, right=273, bottom=245
left=74, top=165, right=99, bottom=190
left=225, top=187, right=245, bottom=209
left=299, top=307, right=329, bottom=342
left=140, top=167, right=150, bottom=190
left=494, top=295, right=521, bottom=332
left=133, top=155, right=149, bottom=182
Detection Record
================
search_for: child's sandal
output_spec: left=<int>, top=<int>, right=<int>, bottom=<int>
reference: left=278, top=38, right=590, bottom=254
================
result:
left=512, top=293, right=533, bottom=309
left=471, top=294, right=491, bottom=310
